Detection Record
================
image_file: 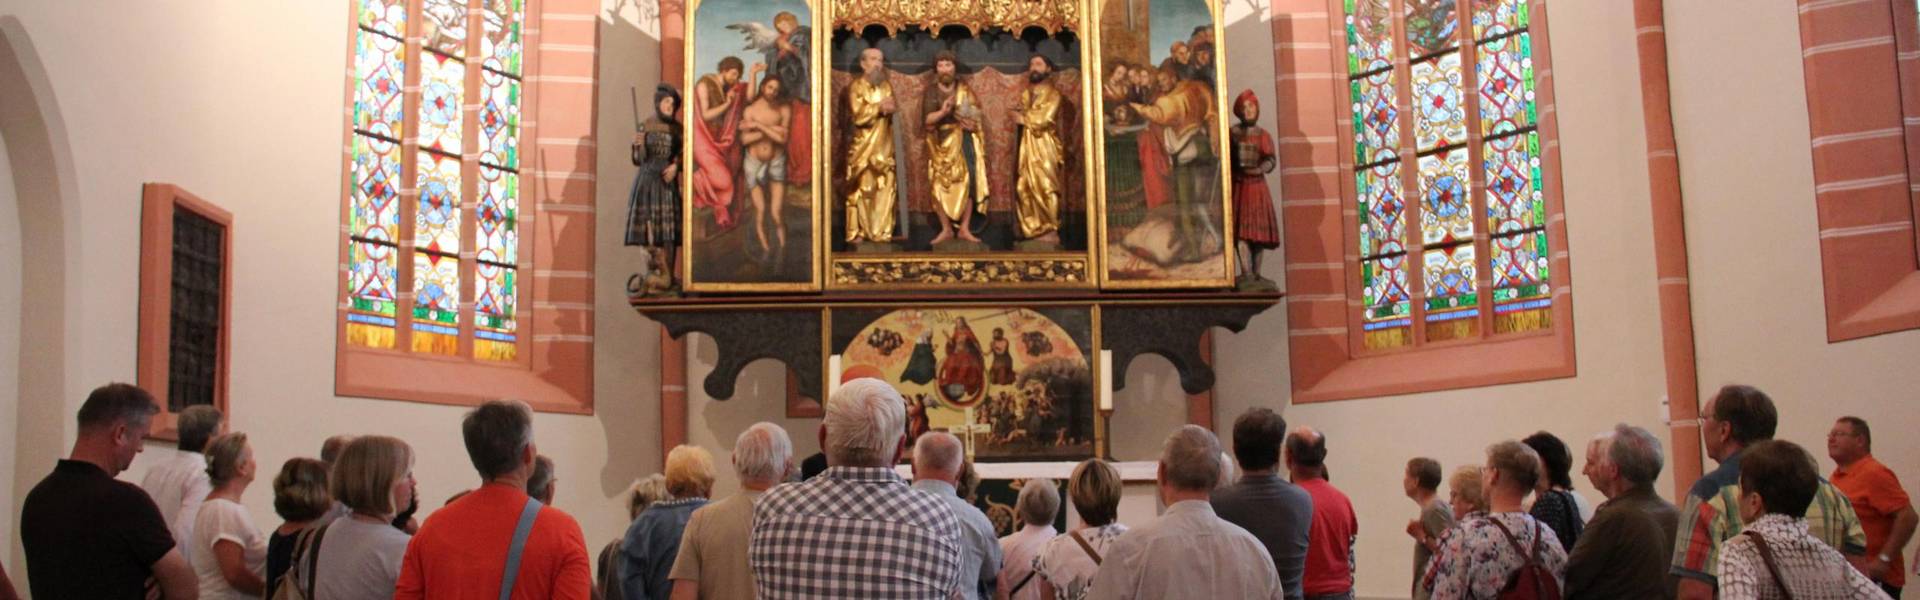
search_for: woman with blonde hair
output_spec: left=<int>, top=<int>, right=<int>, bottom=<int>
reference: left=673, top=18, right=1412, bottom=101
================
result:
left=1033, top=459, right=1128, bottom=600
left=312, top=435, right=415, bottom=599
left=189, top=432, right=268, bottom=598
left=620, top=445, right=714, bottom=600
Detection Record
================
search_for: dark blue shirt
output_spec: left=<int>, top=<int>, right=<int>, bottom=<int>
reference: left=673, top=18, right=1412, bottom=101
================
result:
left=620, top=496, right=708, bottom=600
left=1212, top=473, right=1315, bottom=600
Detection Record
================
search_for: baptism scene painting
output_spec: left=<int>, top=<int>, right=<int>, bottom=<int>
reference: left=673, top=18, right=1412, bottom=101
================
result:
left=683, top=0, right=823, bottom=291
left=1094, top=0, right=1232, bottom=287
left=834, top=306, right=1097, bottom=462
left=822, top=0, right=1098, bottom=288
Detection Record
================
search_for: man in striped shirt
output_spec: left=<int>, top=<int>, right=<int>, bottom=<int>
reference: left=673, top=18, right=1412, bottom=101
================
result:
left=1673, top=385, right=1867, bottom=600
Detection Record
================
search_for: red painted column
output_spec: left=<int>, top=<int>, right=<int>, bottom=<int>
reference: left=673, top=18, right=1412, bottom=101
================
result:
left=1632, top=0, right=1704, bottom=498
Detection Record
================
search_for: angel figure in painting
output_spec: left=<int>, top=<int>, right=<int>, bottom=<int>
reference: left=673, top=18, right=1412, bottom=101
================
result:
left=1229, top=90, right=1279, bottom=290
left=728, top=11, right=812, bottom=186
left=922, top=51, right=989, bottom=246
left=626, top=84, right=683, bottom=297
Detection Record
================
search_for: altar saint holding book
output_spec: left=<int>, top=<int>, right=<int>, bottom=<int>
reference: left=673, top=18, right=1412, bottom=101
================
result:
left=845, top=47, right=900, bottom=244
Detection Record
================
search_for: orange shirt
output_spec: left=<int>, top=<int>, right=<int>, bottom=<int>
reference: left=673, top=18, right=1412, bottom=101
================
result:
left=396, top=482, right=593, bottom=600
left=1832, top=455, right=1912, bottom=587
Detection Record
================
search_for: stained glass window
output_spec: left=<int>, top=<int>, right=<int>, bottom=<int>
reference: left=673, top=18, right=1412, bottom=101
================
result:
left=1344, top=0, right=1552, bottom=349
left=344, top=0, right=525, bottom=362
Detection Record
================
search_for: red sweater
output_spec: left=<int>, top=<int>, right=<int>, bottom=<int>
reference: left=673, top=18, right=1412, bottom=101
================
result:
left=396, top=482, right=593, bottom=600
left=1299, top=477, right=1358, bottom=595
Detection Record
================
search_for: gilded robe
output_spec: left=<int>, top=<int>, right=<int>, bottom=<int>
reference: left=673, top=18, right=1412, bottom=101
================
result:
left=845, top=76, right=899, bottom=243
left=1015, top=81, right=1065, bottom=239
left=923, top=82, right=990, bottom=223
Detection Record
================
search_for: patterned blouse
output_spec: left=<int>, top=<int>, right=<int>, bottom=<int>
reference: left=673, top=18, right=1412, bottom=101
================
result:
left=1422, top=512, right=1567, bottom=600
left=1031, top=524, right=1128, bottom=600
left=1717, top=514, right=1890, bottom=600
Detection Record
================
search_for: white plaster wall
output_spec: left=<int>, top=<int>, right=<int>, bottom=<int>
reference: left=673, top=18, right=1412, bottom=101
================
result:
left=1243, top=2, right=1673, bottom=598
left=0, top=1, right=670, bottom=591
left=0, top=116, right=20, bottom=571
left=1665, top=0, right=1920, bottom=569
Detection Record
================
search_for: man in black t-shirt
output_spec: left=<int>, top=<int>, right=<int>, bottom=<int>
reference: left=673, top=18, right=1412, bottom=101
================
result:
left=21, top=383, right=198, bottom=599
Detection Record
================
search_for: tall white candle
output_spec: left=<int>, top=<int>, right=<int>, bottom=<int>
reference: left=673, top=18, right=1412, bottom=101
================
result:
left=828, top=354, right=843, bottom=397
left=1099, top=350, right=1114, bottom=412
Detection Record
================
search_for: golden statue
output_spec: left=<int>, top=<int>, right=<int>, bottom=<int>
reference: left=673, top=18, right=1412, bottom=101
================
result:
left=845, top=47, right=901, bottom=244
left=922, top=51, right=989, bottom=245
left=1014, top=54, right=1066, bottom=241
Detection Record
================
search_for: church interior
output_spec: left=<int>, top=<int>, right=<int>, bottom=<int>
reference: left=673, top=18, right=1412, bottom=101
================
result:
left=2, top=0, right=1918, bottom=598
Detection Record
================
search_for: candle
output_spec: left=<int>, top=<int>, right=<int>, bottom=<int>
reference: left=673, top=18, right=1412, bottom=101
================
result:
left=828, top=354, right=843, bottom=397
left=1098, top=350, right=1114, bottom=412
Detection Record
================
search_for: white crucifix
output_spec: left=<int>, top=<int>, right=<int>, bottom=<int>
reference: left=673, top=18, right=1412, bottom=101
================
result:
left=951, top=406, right=994, bottom=460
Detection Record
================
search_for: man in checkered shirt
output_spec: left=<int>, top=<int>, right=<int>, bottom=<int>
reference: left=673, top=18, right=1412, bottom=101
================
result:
left=1716, top=440, right=1890, bottom=600
left=750, top=377, right=965, bottom=599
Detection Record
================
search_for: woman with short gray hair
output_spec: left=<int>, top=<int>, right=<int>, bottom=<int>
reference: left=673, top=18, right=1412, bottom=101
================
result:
left=998, top=479, right=1060, bottom=600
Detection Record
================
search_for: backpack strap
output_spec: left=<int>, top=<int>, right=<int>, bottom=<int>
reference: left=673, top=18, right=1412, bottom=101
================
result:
left=1069, top=530, right=1103, bottom=565
left=1487, top=516, right=1529, bottom=560
left=1745, top=531, right=1795, bottom=600
left=499, top=497, right=544, bottom=600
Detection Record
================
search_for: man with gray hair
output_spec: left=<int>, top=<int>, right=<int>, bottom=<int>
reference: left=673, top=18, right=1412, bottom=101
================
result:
left=912, top=432, right=1002, bottom=600
left=1564, top=424, right=1680, bottom=599
left=671, top=422, right=793, bottom=600
left=750, top=378, right=963, bottom=598
left=1088, top=425, right=1282, bottom=599
left=142, top=404, right=223, bottom=536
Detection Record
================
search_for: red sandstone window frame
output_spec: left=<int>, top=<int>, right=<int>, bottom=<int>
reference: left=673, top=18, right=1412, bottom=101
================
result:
left=1274, top=0, right=1575, bottom=403
left=138, top=183, right=234, bottom=441
left=332, top=0, right=600, bottom=414
left=1798, top=0, right=1920, bottom=343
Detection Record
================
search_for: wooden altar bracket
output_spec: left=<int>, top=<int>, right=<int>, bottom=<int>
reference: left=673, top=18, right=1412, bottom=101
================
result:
left=634, top=290, right=1280, bottom=402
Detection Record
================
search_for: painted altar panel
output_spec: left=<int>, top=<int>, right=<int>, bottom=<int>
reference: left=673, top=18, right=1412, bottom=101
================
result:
left=682, top=0, right=826, bottom=292
left=1092, top=0, right=1233, bottom=288
left=832, top=306, right=1099, bottom=462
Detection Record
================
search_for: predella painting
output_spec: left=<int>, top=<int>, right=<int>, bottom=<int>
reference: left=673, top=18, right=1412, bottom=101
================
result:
left=835, top=306, right=1096, bottom=462
left=684, top=0, right=821, bottom=290
left=1096, top=0, right=1232, bottom=287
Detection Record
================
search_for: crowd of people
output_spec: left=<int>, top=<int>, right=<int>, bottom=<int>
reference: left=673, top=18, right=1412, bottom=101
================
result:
left=4, top=381, right=1914, bottom=599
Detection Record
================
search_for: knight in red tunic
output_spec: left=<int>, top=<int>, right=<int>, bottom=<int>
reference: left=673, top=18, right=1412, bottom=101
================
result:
left=1230, top=90, right=1279, bottom=287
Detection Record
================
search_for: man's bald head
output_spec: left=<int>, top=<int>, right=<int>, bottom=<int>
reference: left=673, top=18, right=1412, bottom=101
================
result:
left=1285, top=426, right=1328, bottom=476
left=913, top=432, right=964, bottom=483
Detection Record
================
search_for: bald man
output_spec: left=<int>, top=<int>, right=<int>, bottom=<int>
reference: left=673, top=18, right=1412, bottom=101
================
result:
left=912, top=432, right=1002, bottom=600
left=1288, top=427, right=1357, bottom=600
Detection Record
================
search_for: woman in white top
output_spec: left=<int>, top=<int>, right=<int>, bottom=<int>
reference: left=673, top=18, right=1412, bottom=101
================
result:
left=311, top=435, right=415, bottom=599
left=1034, top=459, right=1128, bottom=600
left=191, top=432, right=268, bottom=599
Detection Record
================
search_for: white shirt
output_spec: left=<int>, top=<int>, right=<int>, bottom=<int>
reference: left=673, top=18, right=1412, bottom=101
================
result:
left=1033, top=523, right=1128, bottom=600
left=998, top=523, right=1056, bottom=600
left=145, top=452, right=211, bottom=546
left=1085, top=500, right=1283, bottom=600
left=312, top=514, right=412, bottom=600
left=190, top=498, right=268, bottom=600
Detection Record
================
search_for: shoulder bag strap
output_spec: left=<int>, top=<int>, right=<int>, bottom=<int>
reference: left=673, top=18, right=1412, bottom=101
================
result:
left=294, top=520, right=332, bottom=600
left=499, top=497, right=545, bottom=600
left=1008, top=569, right=1039, bottom=596
left=1069, top=530, right=1103, bottom=565
left=1746, top=531, right=1795, bottom=600
left=1487, top=516, right=1529, bottom=559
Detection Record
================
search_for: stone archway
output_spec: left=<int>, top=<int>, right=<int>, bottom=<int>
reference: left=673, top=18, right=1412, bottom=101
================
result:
left=0, top=15, right=78, bottom=582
